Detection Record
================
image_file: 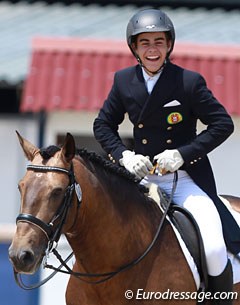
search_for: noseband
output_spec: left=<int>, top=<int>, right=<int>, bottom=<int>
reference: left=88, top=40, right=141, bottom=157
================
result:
left=16, top=164, right=82, bottom=251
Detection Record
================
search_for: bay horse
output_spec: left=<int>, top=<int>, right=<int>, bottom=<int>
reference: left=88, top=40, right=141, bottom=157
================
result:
left=9, top=132, right=240, bottom=304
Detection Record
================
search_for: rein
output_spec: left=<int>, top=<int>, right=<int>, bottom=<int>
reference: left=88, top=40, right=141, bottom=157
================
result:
left=47, top=171, right=178, bottom=284
left=15, top=164, right=178, bottom=288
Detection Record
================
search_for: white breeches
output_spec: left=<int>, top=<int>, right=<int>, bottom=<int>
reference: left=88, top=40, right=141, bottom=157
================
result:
left=141, top=170, right=228, bottom=276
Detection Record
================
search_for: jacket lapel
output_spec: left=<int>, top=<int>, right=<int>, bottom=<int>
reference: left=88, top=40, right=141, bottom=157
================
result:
left=138, top=62, right=178, bottom=122
left=129, top=65, right=149, bottom=108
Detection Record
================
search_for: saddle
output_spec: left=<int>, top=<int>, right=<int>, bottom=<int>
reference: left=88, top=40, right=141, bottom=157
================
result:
left=149, top=185, right=208, bottom=290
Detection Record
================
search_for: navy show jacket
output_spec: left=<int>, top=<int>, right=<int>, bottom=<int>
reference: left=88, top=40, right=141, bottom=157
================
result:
left=93, top=62, right=240, bottom=254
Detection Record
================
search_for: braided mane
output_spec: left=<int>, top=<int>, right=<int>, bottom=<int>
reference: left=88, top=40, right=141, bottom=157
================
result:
left=77, top=148, right=140, bottom=183
left=39, top=146, right=146, bottom=192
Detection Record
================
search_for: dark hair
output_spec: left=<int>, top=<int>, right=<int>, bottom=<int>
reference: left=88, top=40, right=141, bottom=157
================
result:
left=132, top=31, right=172, bottom=48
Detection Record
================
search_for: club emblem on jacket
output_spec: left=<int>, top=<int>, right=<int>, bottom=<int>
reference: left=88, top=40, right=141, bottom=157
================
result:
left=167, top=112, right=183, bottom=124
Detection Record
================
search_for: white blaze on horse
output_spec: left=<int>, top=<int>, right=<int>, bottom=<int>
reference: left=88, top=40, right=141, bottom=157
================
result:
left=8, top=132, right=240, bottom=304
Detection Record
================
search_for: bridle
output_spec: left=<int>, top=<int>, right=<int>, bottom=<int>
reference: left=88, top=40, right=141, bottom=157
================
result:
left=14, top=163, right=178, bottom=289
left=17, top=164, right=82, bottom=250
left=14, top=163, right=82, bottom=289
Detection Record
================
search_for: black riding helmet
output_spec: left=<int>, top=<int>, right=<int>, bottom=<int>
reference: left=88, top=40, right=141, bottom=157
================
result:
left=126, top=9, right=175, bottom=62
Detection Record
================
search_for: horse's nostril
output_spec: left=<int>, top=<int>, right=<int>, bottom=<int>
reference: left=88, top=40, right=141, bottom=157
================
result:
left=18, top=250, right=34, bottom=265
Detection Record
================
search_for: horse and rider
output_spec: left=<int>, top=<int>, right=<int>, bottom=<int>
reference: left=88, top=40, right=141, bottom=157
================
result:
left=8, top=8, right=240, bottom=305
left=94, top=8, right=240, bottom=304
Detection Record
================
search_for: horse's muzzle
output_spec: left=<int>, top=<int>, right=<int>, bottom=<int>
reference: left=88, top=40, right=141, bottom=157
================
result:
left=8, top=245, right=42, bottom=274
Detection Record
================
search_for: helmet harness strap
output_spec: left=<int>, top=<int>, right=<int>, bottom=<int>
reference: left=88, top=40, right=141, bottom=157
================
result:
left=136, top=55, right=167, bottom=76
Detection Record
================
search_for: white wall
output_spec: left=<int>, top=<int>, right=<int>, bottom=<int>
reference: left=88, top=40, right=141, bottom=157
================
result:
left=44, top=111, right=133, bottom=145
left=0, top=114, right=38, bottom=223
left=208, top=116, right=240, bottom=196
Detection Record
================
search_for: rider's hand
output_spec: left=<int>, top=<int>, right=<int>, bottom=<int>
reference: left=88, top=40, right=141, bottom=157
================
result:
left=153, top=149, right=184, bottom=174
left=119, top=150, right=153, bottom=179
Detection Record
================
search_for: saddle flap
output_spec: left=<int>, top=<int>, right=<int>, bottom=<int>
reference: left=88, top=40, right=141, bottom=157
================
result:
left=157, top=187, right=208, bottom=289
left=169, top=205, right=209, bottom=289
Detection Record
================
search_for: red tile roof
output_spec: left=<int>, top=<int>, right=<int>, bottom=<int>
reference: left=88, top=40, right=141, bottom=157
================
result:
left=21, top=37, right=240, bottom=115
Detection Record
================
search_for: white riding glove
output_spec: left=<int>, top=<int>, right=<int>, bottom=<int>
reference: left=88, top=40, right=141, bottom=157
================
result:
left=153, top=149, right=184, bottom=174
left=119, top=150, right=153, bottom=179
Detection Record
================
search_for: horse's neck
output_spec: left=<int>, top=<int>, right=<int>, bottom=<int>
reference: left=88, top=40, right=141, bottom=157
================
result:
left=66, top=162, right=161, bottom=271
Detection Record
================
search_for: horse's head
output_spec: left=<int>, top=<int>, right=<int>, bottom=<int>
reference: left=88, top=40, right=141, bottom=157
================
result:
left=9, top=132, right=77, bottom=274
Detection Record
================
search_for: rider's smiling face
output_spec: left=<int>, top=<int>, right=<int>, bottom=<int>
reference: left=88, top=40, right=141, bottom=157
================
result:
left=132, top=32, right=171, bottom=76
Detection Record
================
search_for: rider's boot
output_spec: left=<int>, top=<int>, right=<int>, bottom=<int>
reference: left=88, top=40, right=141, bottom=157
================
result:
left=208, top=260, right=233, bottom=305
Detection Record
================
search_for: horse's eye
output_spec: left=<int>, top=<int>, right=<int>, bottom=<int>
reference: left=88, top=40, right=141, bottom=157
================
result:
left=51, top=188, right=63, bottom=198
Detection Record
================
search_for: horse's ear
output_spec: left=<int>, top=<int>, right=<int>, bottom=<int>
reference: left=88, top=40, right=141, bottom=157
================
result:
left=61, top=133, right=75, bottom=163
left=16, top=130, right=39, bottom=161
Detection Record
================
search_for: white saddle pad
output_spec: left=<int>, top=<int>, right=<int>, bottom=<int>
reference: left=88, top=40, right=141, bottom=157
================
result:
left=147, top=184, right=240, bottom=290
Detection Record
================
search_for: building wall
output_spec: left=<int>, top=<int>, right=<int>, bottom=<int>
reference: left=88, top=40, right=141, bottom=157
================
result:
left=45, top=111, right=240, bottom=197
left=0, top=115, right=39, bottom=305
left=0, top=114, right=38, bottom=223
left=208, top=116, right=240, bottom=197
